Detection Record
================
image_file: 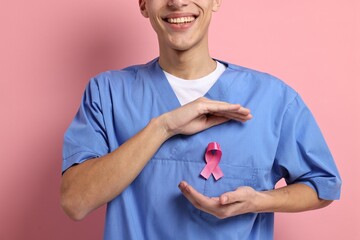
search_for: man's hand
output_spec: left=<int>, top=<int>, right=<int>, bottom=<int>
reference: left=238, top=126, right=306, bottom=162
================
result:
left=160, top=97, right=252, bottom=138
left=178, top=180, right=333, bottom=219
left=178, top=181, right=260, bottom=219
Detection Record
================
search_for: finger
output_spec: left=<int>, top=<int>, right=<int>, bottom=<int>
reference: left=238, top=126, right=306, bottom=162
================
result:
left=202, top=104, right=242, bottom=116
left=194, top=99, right=242, bottom=114
left=178, top=181, right=219, bottom=211
left=208, top=105, right=251, bottom=116
left=235, top=106, right=251, bottom=116
left=209, top=112, right=253, bottom=123
left=212, top=111, right=253, bottom=121
left=220, top=191, right=239, bottom=205
left=198, top=98, right=251, bottom=115
left=219, top=191, right=255, bottom=216
left=214, top=106, right=251, bottom=116
left=199, top=98, right=246, bottom=109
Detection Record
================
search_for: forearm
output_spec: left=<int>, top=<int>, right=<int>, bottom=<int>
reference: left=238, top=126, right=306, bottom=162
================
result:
left=61, top=117, right=169, bottom=220
left=256, top=183, right=333, bottom=213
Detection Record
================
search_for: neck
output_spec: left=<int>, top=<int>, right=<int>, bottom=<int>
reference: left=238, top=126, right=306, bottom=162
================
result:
left=158, top=42, right=216, bottom=80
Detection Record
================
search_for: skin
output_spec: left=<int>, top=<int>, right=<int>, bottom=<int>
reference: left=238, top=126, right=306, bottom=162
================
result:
left=60, top=0, right=332, bottom=221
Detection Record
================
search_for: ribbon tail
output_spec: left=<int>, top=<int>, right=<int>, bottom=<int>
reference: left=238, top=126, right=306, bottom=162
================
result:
left=200, top=166, right=212, bottom=179
left=212, top=166, right=224, bottom=180
left=200, top=157, right=219, bottom=180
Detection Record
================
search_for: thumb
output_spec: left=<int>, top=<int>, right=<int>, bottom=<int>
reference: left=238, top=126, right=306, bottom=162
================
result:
left=219, top=191, right=238, bottom=205
left=205, top=115, right=230, bottom=128
left=220, top=186, right=256, bottom=205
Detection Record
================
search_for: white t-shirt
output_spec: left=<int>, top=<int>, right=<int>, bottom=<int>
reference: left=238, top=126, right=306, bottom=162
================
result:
left=163, top=61, right=226, bottom=105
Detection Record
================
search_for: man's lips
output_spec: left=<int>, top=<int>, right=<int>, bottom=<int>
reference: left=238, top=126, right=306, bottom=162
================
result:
left=166, top=16, right=196, bottom=24
left=162, top=13, right=198, bottom=25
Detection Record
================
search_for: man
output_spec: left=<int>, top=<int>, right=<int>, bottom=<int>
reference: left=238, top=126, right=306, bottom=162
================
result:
left=61, top=0, right=341, bottom=239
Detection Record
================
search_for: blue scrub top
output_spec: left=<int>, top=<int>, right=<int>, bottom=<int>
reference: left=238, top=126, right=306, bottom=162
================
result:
left=63, top=58, right=341, bottom=240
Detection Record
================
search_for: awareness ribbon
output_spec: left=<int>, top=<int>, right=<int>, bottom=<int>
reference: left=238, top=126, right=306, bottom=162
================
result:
left=200, top=142, right=224, bottom=180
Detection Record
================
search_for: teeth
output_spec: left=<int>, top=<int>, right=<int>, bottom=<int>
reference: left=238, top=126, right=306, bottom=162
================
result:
left=167, top=16, right=195, bottom=24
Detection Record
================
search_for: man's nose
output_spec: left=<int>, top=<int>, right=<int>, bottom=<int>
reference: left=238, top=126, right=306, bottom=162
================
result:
left=167, top=0, right=189, bottom=8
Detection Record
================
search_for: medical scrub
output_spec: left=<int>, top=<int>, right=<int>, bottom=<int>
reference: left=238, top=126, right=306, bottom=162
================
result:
left=63, top=58, right=341, bottom=240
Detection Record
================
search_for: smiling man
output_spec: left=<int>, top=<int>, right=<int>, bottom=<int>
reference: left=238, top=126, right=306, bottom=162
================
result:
left=61, top=1, right=341, bottom=239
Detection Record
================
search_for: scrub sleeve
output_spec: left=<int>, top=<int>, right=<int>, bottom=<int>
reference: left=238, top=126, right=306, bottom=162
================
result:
left=274, top=95, right=341, bottom=200
left=62, top=79, right=109, bottom=173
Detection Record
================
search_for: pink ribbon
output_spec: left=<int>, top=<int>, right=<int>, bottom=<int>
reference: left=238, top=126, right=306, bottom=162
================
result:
left=200, top=142, right=224, bottom=180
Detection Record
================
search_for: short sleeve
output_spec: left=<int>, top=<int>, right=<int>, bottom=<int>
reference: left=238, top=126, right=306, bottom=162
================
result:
left=62, top=78, right=109, bottom=173
left=274, top=95, right=342, bottom=200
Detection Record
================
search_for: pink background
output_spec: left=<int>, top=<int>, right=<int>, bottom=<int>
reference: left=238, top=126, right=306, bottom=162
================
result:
left=1, top=1, right=359, bottom=239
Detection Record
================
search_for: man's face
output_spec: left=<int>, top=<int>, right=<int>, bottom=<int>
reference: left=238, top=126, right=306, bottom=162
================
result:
left=139, top=0, right=222, bottom=52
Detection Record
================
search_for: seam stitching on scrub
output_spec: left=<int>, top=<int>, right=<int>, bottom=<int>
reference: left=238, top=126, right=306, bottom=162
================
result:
left=94, top=75, right=110, bottom=145
left=282, top=93, right=299, bottom=120
left=151, top=157, right=269, bottom=169
left=64, top=150, right=101, bottom=160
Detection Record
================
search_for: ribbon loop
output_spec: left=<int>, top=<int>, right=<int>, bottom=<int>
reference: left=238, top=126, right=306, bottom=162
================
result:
left=200, top=142, right=224, bottom=180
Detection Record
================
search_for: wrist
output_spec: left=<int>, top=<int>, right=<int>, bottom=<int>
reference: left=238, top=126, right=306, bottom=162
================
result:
left=253, top=190, right=281, bottom=213
left=150, top=115, right=174, bottom=141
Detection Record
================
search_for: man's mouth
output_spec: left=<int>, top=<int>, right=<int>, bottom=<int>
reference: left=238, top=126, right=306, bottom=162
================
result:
left=165, top=16, right=196, bottom=24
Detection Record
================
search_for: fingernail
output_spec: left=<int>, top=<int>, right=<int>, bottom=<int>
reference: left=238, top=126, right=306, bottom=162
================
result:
left=222, top=195, right=228, bottom=204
